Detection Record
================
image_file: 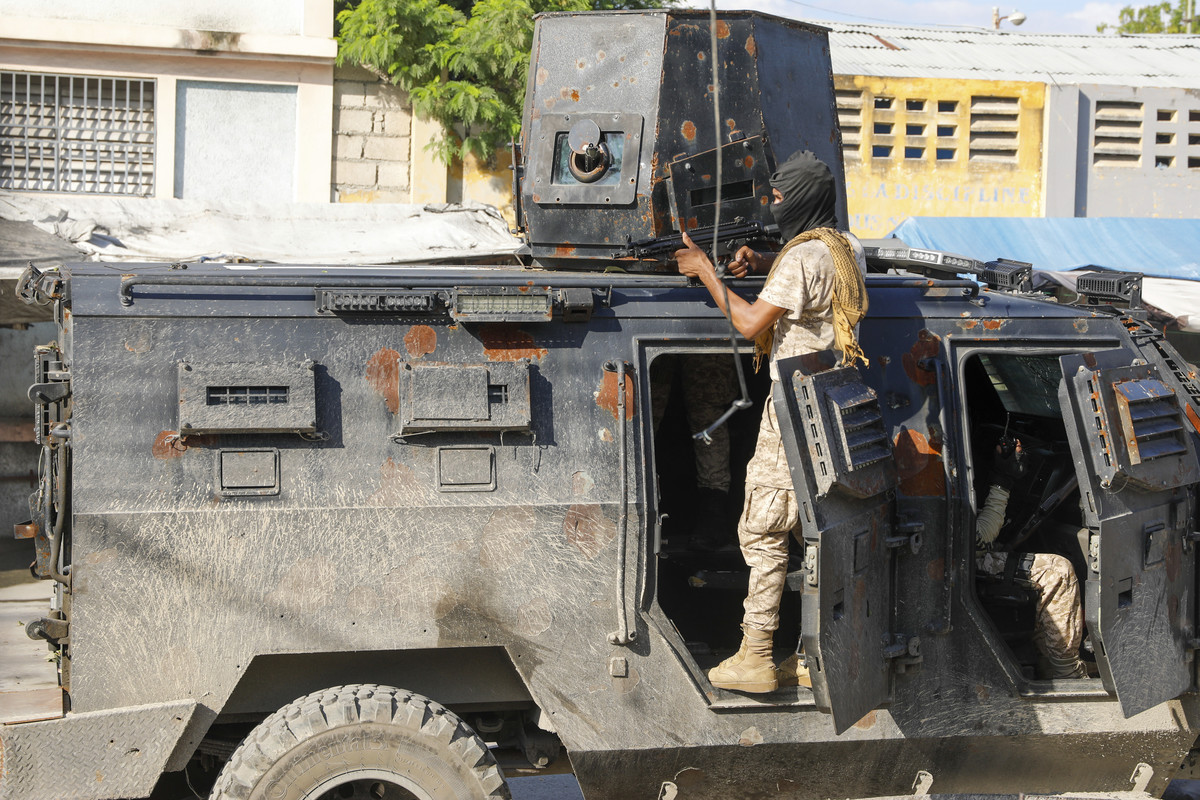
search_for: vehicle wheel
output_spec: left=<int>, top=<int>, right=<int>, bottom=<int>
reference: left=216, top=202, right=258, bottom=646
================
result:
left=210, top=684, right=510, bottom=800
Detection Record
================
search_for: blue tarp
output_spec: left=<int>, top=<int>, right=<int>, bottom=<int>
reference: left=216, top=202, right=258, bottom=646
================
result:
left=889, top=217, right=1200, bottom=281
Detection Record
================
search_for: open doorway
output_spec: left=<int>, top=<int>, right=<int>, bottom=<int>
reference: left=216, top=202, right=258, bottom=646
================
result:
left=645, top=349, right=805, bottom=672
left=961, top=350, right=1096, bottom=681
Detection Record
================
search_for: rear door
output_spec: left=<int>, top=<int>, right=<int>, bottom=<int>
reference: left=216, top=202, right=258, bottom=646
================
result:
left=773, top=359, right=899, bottom=734
left=1059, top=349, right=1200, bottom=717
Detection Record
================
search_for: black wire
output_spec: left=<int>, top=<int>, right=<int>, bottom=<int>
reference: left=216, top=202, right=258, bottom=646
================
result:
left=695, top=1, right=753, bottom=446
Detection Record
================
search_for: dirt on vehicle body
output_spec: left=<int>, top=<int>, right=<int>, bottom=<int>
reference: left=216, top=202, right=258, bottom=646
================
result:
left=3, top=10, right=1200, bottom=800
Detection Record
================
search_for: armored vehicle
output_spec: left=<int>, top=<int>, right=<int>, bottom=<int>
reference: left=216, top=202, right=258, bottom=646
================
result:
left=4, top=9, right=1200, bottom=800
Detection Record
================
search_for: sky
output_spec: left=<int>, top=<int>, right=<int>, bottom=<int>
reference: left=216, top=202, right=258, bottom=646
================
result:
left=683, top=0, right=1130, bottom=34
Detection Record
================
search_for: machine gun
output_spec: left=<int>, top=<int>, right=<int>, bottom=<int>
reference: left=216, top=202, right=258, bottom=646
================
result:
left=614, top=218, right=780, bottom=262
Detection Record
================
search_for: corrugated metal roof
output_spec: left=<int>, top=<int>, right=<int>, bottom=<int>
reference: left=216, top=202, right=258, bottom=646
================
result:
left=823, top=21, right=1200, bottom=87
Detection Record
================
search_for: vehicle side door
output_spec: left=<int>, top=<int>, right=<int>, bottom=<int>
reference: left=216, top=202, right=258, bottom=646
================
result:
left=774, top=358, right=900, bottom=734
left=1059, top=349, right=1200, bottom=717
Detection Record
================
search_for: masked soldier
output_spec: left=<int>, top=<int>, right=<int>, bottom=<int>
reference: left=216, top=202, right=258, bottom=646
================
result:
left=674, top=150, right=868, bottom=693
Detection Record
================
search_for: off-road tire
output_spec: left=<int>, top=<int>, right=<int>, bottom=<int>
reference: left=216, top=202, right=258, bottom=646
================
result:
left=209, top=684, right=510, bottom=800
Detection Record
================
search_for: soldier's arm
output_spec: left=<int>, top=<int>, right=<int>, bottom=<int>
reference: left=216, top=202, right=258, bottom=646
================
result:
left=675, top=232, right=787, bottom=339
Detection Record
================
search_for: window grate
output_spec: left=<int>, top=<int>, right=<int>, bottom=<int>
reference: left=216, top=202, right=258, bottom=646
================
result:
left=0, top=70, right=155, bottom=195
left=1093, top=100, right=1143, bottom=167
left=207, top=386, right=290, bottom=406
left=836, top=88, right=863, bottom=160
left=969, top=95, right=1019, bottom=163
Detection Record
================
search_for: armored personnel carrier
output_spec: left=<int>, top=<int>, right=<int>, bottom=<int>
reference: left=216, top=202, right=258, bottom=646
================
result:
left=4, top=9, right=1200, bottom=800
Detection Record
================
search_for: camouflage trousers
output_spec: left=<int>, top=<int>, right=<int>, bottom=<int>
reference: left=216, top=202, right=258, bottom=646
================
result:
left=977, top=550, right=1084, bottom=665
left=739, top=397, right=801, bottom=632
left=650, top=354, right=736, bottom=492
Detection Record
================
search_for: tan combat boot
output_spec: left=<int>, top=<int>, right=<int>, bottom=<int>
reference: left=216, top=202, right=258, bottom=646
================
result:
left=1046, top=654, right=1087, bottom=679
left=776, top=651, right=812, bottom=688
left=709, top=626, right=778, bottom=693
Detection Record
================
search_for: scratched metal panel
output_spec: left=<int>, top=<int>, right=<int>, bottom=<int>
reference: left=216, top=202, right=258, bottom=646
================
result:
left=520, top=11, right=841, bottom=266
left=17, top=260, right=1200, bottom=798
left=521, top=12, right=666, bottom=263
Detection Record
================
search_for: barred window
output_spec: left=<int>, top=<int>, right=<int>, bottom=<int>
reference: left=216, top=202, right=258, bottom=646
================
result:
left=0, top=71, right=155, bottom=195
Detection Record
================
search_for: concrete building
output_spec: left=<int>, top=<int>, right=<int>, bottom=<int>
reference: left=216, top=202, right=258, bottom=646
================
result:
left=826, top=22, right=1200, bottom=238
left=0, top=0, right=337, bottom=203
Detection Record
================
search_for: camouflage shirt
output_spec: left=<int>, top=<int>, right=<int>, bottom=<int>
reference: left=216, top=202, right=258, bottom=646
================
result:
left=757, top=234, right=866, bottom=381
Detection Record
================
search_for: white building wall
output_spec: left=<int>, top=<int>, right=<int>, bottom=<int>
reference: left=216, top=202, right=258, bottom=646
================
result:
left=0, top=1, right=334, bottom=201
left=1044, top=84, right=1200, bottom=219
left=0, top=0, right=305, bottom=37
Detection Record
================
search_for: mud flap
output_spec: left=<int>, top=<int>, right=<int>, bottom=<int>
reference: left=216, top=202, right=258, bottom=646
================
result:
left=773, top=359, right=898, bottom=734
left=1060, top=349, right=1200, bottom=717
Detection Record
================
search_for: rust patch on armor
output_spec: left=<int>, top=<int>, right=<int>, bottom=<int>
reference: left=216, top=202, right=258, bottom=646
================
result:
left=613, top=665, right=641, bottom=695
left=564, top=504, right=617, bottom=559
left=893, top=428, right=945, bottom=497
left=596, top=371, right=636, bottom=420
left=124, top=323, right=153, bottom=354
left=516, top=597, right=553, bottom=638
left=982, top=319, right=1003, bottom=331
left=536, top=67, right=548, bottom=86
left=153, top=431, right=185, bottom=460
left=366, top=347, right=402, bottom=413
left=744, top=155, right=754, bottom=169
left=745, top=34, right=757, bottom=56
left=1186, top=404, right=1200, bottom=433
left=926, top=557, right=945, bottom=582
left=1073, top=318, right=1089, bottom=332
left=715, top=20, right=730, bottom=38
left=599, top=428, right=614, bottom=442
left=1166, top=539, right=1182, bottom=583
left=901, top=330, right=940, bottom=387
left=83, top=548, right=117, bottom=566
left=572, top=471, right=595, bottom=496
left=853, top=710, right=878, bottom=730
left=681, top=120, right=696, bottom=142
left=480, top=325, right=547, bottom=362
left=367, top=457, right=421, bottom=507
left=404, top=325, right=436, bottom=358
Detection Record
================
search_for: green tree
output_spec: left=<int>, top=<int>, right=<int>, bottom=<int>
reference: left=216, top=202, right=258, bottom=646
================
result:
left=1097, top=0, right=1195, bottom=33
left=337, top=0, right=670, bottom=165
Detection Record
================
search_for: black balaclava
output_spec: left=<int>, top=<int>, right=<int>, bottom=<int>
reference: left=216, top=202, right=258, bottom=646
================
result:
left=768, top=150, right=838, bottom=242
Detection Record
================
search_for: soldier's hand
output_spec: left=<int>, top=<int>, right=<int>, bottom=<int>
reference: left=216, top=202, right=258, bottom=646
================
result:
left=991, top=438, right=1026, bottom=490
left=727, top=246, right=770, bottom=278
left=674, top=232, right=715, bottom=281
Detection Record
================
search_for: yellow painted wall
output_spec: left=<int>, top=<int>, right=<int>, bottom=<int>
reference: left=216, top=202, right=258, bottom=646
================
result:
left=836, top=76, right=1045, bottom=239
left=461, top=149, right=516, bottom=229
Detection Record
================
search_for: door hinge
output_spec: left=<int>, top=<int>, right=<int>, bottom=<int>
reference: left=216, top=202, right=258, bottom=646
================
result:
left=887, top=519, right=924, bottom=554
left=883, top=633, right=923, bottom=674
